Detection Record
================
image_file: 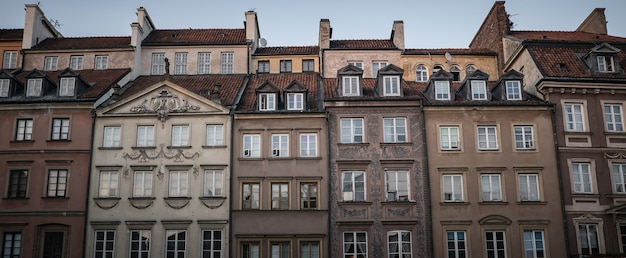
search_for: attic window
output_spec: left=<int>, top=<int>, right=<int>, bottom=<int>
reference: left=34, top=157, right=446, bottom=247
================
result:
left=0, top=79, right=9, bottom=97
left=557, top=63, right=567, bottom=71
left=342, top=76, right=360, bottom=96
left=259, top=93, right=276, bottom=111
left=59, top=78, right=76, bottom=97
left=26, top=78, right=43, bottom=97
left=171, top=34, right=177, bottom=38
left=597, top=56, right=614, bottom=72
left=383, top=76, right=400, bottom=96
left=434, top=81, right=450, bottom=100
left=450, top=65, right=461, bottom=81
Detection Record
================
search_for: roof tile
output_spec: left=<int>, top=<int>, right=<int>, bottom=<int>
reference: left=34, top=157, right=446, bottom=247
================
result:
left=142, top=29, right=247, bottom=45
left=329, top=39, right=397, bottom=50
left=32, top=37, right=132, bottom=50
left=254, top=46, right=319, bottom=56
left=0, top=29, right=23, bottom=41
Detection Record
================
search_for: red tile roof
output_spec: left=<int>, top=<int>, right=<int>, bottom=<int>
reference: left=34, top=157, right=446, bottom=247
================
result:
left=254, top=46, right=319, bottom=56
left=323, top=78, right=422, bottom=100
left=509, top=31, right=626, bottom=43
left=142, top=29, right=247, bottom=46
left=31, top=37, right=132, bottom=50
left=238, top=73, right=320, bottom=111
left=404, top=48, right=496, bottom=55
left=528, top=46, right=626, bottom=79
left=329, top=39, right=397, bottom=50
left=0, top=29, right=23, bottom=41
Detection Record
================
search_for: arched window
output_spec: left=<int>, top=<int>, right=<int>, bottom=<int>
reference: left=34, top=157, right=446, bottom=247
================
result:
left=450, top=65, right=461, bottom=81
left=415, top=65, right=428, bottom=82
left=466, top=64, right=477, bottom=76
left=432, top=65, right=444, bottom=74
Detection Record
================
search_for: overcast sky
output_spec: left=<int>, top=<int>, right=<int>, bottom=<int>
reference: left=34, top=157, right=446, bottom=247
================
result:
left=1, top=0, right=625, bottom=49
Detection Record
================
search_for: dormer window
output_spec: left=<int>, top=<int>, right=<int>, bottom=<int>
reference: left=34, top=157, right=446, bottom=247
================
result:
left=471, top=80, right=487, bottom=100
left=383, top=76, right=400, bottom=96
left=59, top=78, right=76, bottom=97
left=450, top=65, right=461, bottom=81
left=287, top=93, right=303, bottom=110
left=597, top=56, right=614, bottom=72
left=0, top=79, right=9, bottom=97
left=435, top=81, right=450, bottom=100
left=342, top=76, right=360, bottom=96
left=26, top=79, right=43, bottom=97
left=505, top=81, right=522, bottom=100
left=259, top=93, right=276, bottom=111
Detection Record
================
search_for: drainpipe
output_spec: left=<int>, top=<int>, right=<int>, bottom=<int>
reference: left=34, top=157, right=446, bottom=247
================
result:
left=420, top=99, right=434, bottom=257
left=551, top=102, right=571, bottom=257
left=325, top=108, right=332, bottom=258
left=82, top=108, right=97, bottom=258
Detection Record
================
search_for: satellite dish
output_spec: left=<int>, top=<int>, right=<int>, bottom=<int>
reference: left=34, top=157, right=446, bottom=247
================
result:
left=445, top=52, right=452, bottom=61
left=259, top=38, right=267, bottom=47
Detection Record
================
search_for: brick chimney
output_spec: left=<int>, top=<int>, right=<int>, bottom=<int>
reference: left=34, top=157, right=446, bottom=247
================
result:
left=22, top=4, right=62, bottom=49
left=319, top=19, right=331, bottom=50
left=391, top=20, right=404, bottom=51
left=576, top=8, right=608, bottom=35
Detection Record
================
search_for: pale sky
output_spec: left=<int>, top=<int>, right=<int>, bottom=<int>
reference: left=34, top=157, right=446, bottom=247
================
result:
left=1, top=0, right=625, bottom=49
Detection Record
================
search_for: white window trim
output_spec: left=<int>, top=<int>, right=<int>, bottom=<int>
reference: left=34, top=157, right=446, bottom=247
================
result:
left=95, top=55, right=108, bottom=70
left=597, top=55, right=615, bottom=72
left=44, top=56, right=58, bottom=71
left=573, top=216, right=605, bottom=255
left=563, top=100, right=588, bottom=132
left=198, top=52, right=211, bottom=74
left=0, top=78, right=10, bottom=97
left=505, top=81, right=522, bottom=100
left=612, top=162, right=626, bottom=194
left=571, top=162, right=593, bottom=194
left=3, top=51, right=18, bottom=69
left=259, top=93, right=276, bottom=111
left=343, top=232, right=367, bottom=258
left=171, top=125, right=190, bottom=147
left=168, top=170, right=189, bottom=197
left=481, top=174, right=502, bottom=202
left=383, top=76, right=401, bottom=96
left=442, top=174, right=464, bottom=202
left=103, top=126, right=121, bottom=147
left=603, top=102, right=625, bottom=132
left=340, top=118, right=364, bottom=143
left=385, top=170, right=410, bottom=201
left=69, top=55, right=83, bottom=70
left=514, top=125, right=535, bottom=150
left=206, top=124, right=224, bottom=146
left=136, top=125, right=155, bottom=147
left=471, top=80, right=487, bottom=100
left=299, top=133, right=318, bottom=157
left=341, top=171, right=366, bottom=202
left=387, top=230, right=412, bottom=258
left=518, top=173, right=541, bottom=202
left=133, top=171, right=153, bottom=197
left=383, top=117, right=407, bottom=143
left=59, top=77, right=76, bottom=96
left=26, top=78, right=43, bottom=97
left=174, top=52, right=188, bottom=75
left=372, top=61, right=387, bottom=77
left=477, top=125, right=499, bottom=150
left=271, top=134, right=289, bottom=157
left=204, top=170, right=223, bottom=197
left=98, top=171, right=119, bottom=197
left=287, top=93, right=304, bottom=110
left=342, top=76, right=360, bottom=96
left=243, top=134, right=261, bottom=158
left=151, top=53, right=165, bottom=75
left=439, top=125, right=461, bottom=151
left=220, top=52, right=234, bottom=74
left=415, top=64, right=428, bottom=82
left=435, top=81, right=450, bottom=100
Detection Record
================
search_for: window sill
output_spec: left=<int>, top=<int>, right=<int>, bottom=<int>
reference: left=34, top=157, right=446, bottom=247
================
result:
left=46, top=139, right=71, bottom=142
left=338, top=143, right=369, bottom=146
left=167, top=146, right=192, bottom=149
left=570, top=194, right=600, bottom=198
left=164, top=197, right=191, bottom=209
left=98, top=147, right=123, bottom=150
left=239, top=157, right=263, bottom=161
left=3, top=197, right=29, bottom=200
left=41, top=196, right=68, bottom=199
left=440, top=148, right=462, bottom=152
left=131, top=146, right=157, bottom=150
left=477, top=149, right=500, bottom=152
left=202, top=145, right=227, bottom=149
left=10, top=140, right=34, bottom=143
left=440, top=201, right=470, bottom=205
left=514, top=148, right=536, bottom=152
left=563, top=131, right=592, bottom=135
left=606, top=194, right=626, bottom=198
left=479, top=201, right=508, bottom=205
left=338, top=201, right=372, bottom=206
left=382, top=200, right=416, bottom=205
left=269, top=156, right=294, bottom=160
left=380, top=142, right=412, bottom=146
left=517, top=201, right=547, bottom=205
left=295, top=156, right=322, bottom=160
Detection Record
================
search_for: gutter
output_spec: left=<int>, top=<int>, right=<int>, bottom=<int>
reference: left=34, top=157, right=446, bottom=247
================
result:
left=551, top=102, right=572, bottom=256
left=82, top=108, right=97, bottom=258
left=420, top=99, right=434, bottom=257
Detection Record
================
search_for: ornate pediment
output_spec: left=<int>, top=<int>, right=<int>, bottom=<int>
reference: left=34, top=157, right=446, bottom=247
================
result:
left=129, top=89, right=199, bottom=121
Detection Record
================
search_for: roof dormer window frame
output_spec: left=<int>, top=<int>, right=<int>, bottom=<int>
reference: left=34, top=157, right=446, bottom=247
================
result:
left=0, top=79, right=10, bottom=97
left=259, top=92, right=276, bottom=111
left=342, top=76, right=360, bottom=97
left=26, top=78, right=43, bottom=97
left=383, top=75, right=401, bottom=96
left=505, top=80, right=522, bottom=100
left=434, top=80, right=450, bottom=100
left=286, top=92, right=304, bottom=110
left=59, top=77, right=76, bottom=97
left=597, top=55, right=615, bottom=73
left=471, top=80, right=487, bottom=100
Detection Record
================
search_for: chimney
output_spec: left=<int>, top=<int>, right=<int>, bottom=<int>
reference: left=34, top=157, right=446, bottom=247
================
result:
left=576, top=8, right=608, bottom=35
left=110, top=84, right=121, bottom=103
left=22, top=4, right=62, bottom=49
left=245, top=11, right=260, bottom=47
left=391, top=20, right=405, bottom=51
left=212, top=82, right=221, bottom=104
left=319, top=19, right=331, bottom=50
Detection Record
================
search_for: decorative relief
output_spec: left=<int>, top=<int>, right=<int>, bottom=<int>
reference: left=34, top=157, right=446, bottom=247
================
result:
left=122, top=144, right=201, bottom=179
left=93, top=198, right=120, bottom=210
left=606, top=152, right=626, bottom=159
left=130, top=89, right=200, bottom=122
left=387, top=208, right=410, bottom=217
left=199, top=197, right=227, bottom=209
left=164, top=198, right=191, bottom=209
left=128, top=198, right=155, bottom=209
left=343, top=208, right=366, bottom=217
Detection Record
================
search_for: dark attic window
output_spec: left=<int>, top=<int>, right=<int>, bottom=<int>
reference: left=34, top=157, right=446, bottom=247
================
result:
left=558, top=63, right=568, bottom=71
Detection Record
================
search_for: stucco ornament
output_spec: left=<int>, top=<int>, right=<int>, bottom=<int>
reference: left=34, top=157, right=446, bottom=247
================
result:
left=122, top=144, right=201, bottom=179
left=130, top=89, right=200, bottom=122
left=606, top=152, right=626, bottom=159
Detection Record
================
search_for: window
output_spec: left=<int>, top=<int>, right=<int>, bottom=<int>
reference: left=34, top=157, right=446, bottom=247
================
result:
left=136, top=125, right=154, bottom=147
left=383, top=76, right=400, bottom=96
left=42, top=231, right=64, bottom=258
left=433, top=65, right=443, bottom=73
left=98, top=171, right=119, bottom=197
left=342, top=76, right=360, bottom=96
left=8, top=170, right=28, bottom=198
left=340, top=118, right=364, bottom=143
left=572, top=163, right=592, bottom=194
left=169, top=171, right=189, bottom=197
left=174, top=52, right=187, bottom=74
left=202, top=230, right=222, bottom=258
left=44, top=56, right=58, bottom=71
left=443, top=174, right=463, bottom=202
left=519, top=174, right=540, bottom=201
left=94, top=230, right=115, bottom=258
left=2, top=232, right=22, bottom=258
left=565, top=102, right=585, bottom=131
left=26, top=78, right=42, bottom=97
left=151, top=53, right=165, bottom=75
left=604, top=104, right=624, bottom=132
left=257, top=60, right=269, bottom=73
left=446, top=231, right=466, bottom=258
left=204, top=170, right=223, bottom=197
left=301, top=242, right=320, bottom=258
left=271, top=183, right=288, bottom=210
left=133, top=171, right=152, bottom=197
left=47, top=169, right=68, bottom=197
left=435, top=81, right=450, bottom=100
left=481, top=174, right=502, bottom=202
left=0, top=79, right=9, bottom=97
left=103, top=126, right=121, bottom=147
left=302, top=59, right=314, bottom=72
left=578, top=224, right=600, bottom=255
left=514, top=126, right=534, bottom=150
left=69, top=55, right=83, bottom=70
left=299, top=133, right=317, bottom=157
left=597, top=56, right=615, bottom=72
left=242, top=183, right=260, bottom=209
left=130, top=230, right=150, bottom=258
left=613, top=164, right=626, bottom=193
left=505, top=81, right=521, bottom=100
left=206, top=125, right=224, bottom=146
left=620, top=224, right=626, bottom=252
left=271, top=242, right=289, bottom=258
left=241, top=242, right=260, bottom=258
left=243, top=134, right=261, bottom=158
left=386, top=170, right=409, bottom=201
left=388, top=230, right=411, bottom=258
left=95, top=55, right=108, bottom=70
left=465, top=65, right=477, bottom=76
left=59, top=78, right=75, bottom=96
left=3, top=51, right=18, bottom=69
left=471, top=80, right=487, bottom=100
left=259, top=93, right=276, bottom=111
left=372, top=61, right=387, bottom=77
left=301, top=182, right=317, bottom=209
left=347, top=61, right=363, bottom=69
left=198, top=52, right=211, bottom=74
left=343, top=232, right=367, bottom=258
left=383, top=117, right=407, bottom=143
left=523, top=230, right=544, bottom=258
left=280, top=60, right=292, bottom=73
left=166, top=230, right=186, bottom=258
left=450, top=65, right=461, bottom=81
left=16, top=118, right=34, bottom=141
left=342, top=171, right=365, bottom=201
left=485, top=231, right=506, bottom=258
left=220, top=52, right=233, bottom=74
left=477, top=126, right=498, bottom=150
left=416, top=65, right=428, bottom=82
left=440, top=126, right=460, bottom=150
left=287, top=93, right=304, bottom=110
left=171, top=125, right=189, bottom=146
left=271, top=134, right=289, bottom=157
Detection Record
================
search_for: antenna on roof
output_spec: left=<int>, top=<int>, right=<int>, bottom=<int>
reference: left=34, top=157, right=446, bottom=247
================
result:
left=259, top=38, right=267, bottom=47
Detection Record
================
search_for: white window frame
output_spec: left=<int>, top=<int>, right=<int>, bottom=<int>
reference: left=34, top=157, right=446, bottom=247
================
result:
left=94, top=230, right=115, bottom=258
left=47, top=169, right=68, bottom=197
left=343, top=232, right=367, bottom=258
left=103, top=126, right=121, bottom=147
left=51, top=118, right=70, bottom=140
left=59, top=78, right=76, bottom=96
left=446, top=231, right=467, bottom=258
left=165, top=230, right=186, bottom=258
left=220, top=52, right=234, bottom=74
left=485, top=231, right=506, bottom=258
left=340, top=118, right=364, bottom=143
left=383, top=76, right=400, bottom=96
left=505, top=81, right=522, bottom=100
left=443, top=174, right=464, bottom=202
left=174, top=52, right=188, bottom=75
left=415, top=65, right=428, bottom=82
left=271, top=134, right=289, bottom=157
left=69, top=55, right=83, bottom=70
left=151, top=53, right=165, bottom=75
left=471, top=80, right=487, bottom=100
left=299, top=133, right=317, bottom=157
left=98, top=171, right=119, bottom=197
left=280, top=60, right=292, bottom=73
left=202, top=230, right=222, bottom=258
left=440, top=126, right=460, bottom=150
left=257, top=60, right=269, bottom=73
left=435, top=80, right=450, bottom=100
left=287, top=93, right=304, bottom=110
left=0, top=79, right=10, bottom=97
left=372, top=61, right=387, bottom=77
left=388, top=230, right=411, bottom=258
left=481, top=174, right=502, bottom=202
left=171, top=125, right=189, bottom=147
left=259, top=93, right=276, bottom=111
left=133, top=171, right=153, bottom=197
left=385, top=170, right=409, bottom=201
left=612, top=163, right=626, bottom=194
left=44, top=56, right=58, bottom=71
left=597, top=55, right=615, bottom=72
left=204, top=170, right=223, bottom=197
left=271, top=182, right=289, bottom=210
left=206, top=124, right=224, bottom=146
left=136, top=125, right=154, bottom=147
left=168, top=171, right=189, bottom=197
left=129, top=230, right=150, bottom=258
left=243, top=134, right=261, bottom=158
left=383, top=117, right=407, bottom=143
left=16, top=118, right=33, bottom=141
left=342, top=171, right=366, bottom=201
left=26, top=78, right=43, bottom=97
left=302, top=59, right=314, bottom=72
left=604, top=103, right=624, bottom=132
left=477, top=125, right=498, bottom=150
left=518, top=174, right=540, bottom=202
left=564, top=102, right=585, bottom=132
left=198, top=52, right=211, bottom=74
left=347, top=61, right=363, bottom=69
left=514, top=125, right=535, bottom=150
left=571, top=162, right=592, bottom=194
left=242, top=182, right=260, bottom=209
left=3, top=51, right=18, bottom=69
left=95, top=55, right=108, bottom=70
left=523, top=230, right=545, bottom=258
left=578, top=223, right=600, bottom=255
left=342, top=76, right=360, bottom=96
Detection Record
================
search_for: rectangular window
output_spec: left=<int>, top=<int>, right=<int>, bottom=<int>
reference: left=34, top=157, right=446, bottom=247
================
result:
left=416, top=65, right=428, bottom=82
left=271, top=242, right=290, bottom=258
left=481, top=174, right=502, bottom=202
left=446, top=231, right=466, bottom=258
left=565, top=102, right=585, bottom=131
left=243, top=134, right=261, bottom=158
left=242, top=183, right=260, bottom=209
left=506, top=81, right=522, bottom=100
left=435, top=81, right=450, bottom=100
left=69, top=55, right=83, bottom=70
left=133, top=171, right=153, bottom=197
left=0, top=79, right=10, bottom=97
left=383, top=76, right=400, bottom=96
left=471, top=80, right=487, bottom=100
left=613, top=163, right=626, bottom=194
left=103, top=126, right=121, bottom=147
left=198, top=52, right=211, bottom=74
left=59, top=78, right=75, bottom=96
left=169, top=171, right=189, bottom=197
left=383, top=117, right=407, bottom=143
left=166, top=230, right=186, bottom=258
left=343, top=232, right=367, bottom=258
left=94, top=230, right=115, bottom=258
left=578, top=224, right=600, bottom=255
left=572, top=163, right=592, bottom=194
left=342, top=171, right=365, bottom=201
left=519, top=174, right=540, bottom=201
left=8, top=170, right=28, bottom=198
left=174, top=52, right=188, bottom=74
left=136, top=125, right=154, bottom=147
left=151, top=53, right=165, bottom=75
left=514, top=125, right=535, bottom=150
left=302, top=59, right=314, bottom=72
left=301, top=182, right=317, bottom=209
left=16, top=118, right=34, bottom=141
left=204, top=170, right=223, bottom=197
left=2, top=232, right=22, bottom=258
left=342, top=76, right=360, bottom=96
left=44, top=56, right=58, bottom=71
left=347, top=61, right=363, bottom=69
left=597, top=55, right=615, bottom=72
left=220, top=52, right=234, bottom=74
left=287, top=93, right=304, bottom=110
left=259, top=93, right=276, bottom=111
left=386, top=170, right=409, bottom=201
left=95, top=55, right=108, bottom=70
left=26, top=78, right=42, bottom=97
left=42, top=232, right=64, bottom=258
left=206, top=125, right=224, bottom=146
left=257, top=60, right=269, bottom=73
left=202, top=230, right=222, bottom=258
left=485, top=231, right=506, bottom=257
left=271, top=183, right=289, bottom=210
left=301, top=242, right=320, bottom=258
left=440, top=126, right=460, bottom=150
left=271, top=134, right=289, bottom=157
left=171, top=125, right=189, bottom=146
left=604, top=104, right=624, bottom=132
left=477, top=126, right=498, bottom=150
left=98, top=171, right=119, bottom=197
left=299, top=133, right=317, bottom=157
left=130, top=230, right=150, bottom=258
left=47, top=169, right=68, bottom=197
left=388, top=230, right=411, bottom=258
left=443, top=174, right=463, bottom=202
left=372, top=61, right=387, bottom=77
left=3, top=51, right=18, bottom=69
left=523, top=230, right=544, bottom=258
left=241, top=242, right=260, bottom=258
left=280, top=60, right=292, bottom=73
left=340, top=118, right=364, bottom=143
